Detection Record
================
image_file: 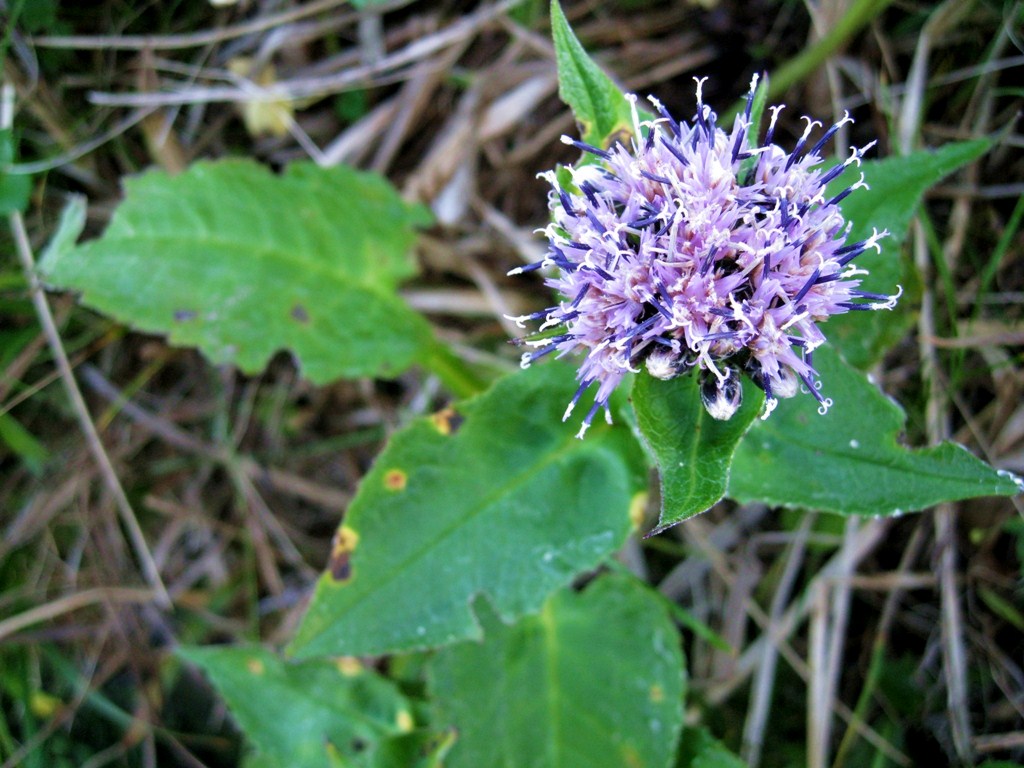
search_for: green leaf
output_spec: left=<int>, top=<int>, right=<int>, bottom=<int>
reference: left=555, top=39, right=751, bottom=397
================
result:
left=0, top=413, right=48, bottom=474
left=178, top=645, right=414, bottom=768
left=550, top=0, right=633, bottom=148
left=677, top=727, right=747, bottom=768
left=0, top=129, right=32, bottom=216
left=826, top=139, right=992, bottom=368
left=428, top=573, right=684, bottom=768
left=746, top=74, right=768, bottom=151
left=39, top=159, right=435, bottom=384
left=289, top=363, right=648, bottom=658
left=634, top=373, right=764, bottom=532
left=39, top=194, right=87, bottom=265
left=372, top=730, right=455, bottom=768
left=728, top=346, right=1022, bottom=515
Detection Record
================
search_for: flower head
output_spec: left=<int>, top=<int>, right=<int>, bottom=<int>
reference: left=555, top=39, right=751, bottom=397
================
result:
left=510, top=76, right=899, bottom=438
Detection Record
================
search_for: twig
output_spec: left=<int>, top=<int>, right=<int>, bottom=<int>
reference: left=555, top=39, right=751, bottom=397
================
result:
left=704, top=520, right=888, bottom=705
left=30, top=0, right=361, bottom=50
left=900, top=3, right=999, bottom=760
left=742, top=513, right=812, bottom=767
left=808, top=580, right=828, bottom=768
left=818, top=516, right=859, bottom=767
left=85, top=1, right=520, bottom=108
left=833, top=522, right=927, bottom=767
left=683, top=519, right=911, bottom=765
left=0, top=587, right=157, bottom=642
left=4, top=84, right=170, bottom=607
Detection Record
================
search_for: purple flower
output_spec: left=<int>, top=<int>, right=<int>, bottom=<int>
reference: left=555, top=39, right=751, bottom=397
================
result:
left=510, top=76, right=899, bottom=438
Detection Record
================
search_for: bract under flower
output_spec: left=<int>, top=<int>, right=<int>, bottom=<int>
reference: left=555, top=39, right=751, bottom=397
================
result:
left=510, top=76, right=899, bottom=438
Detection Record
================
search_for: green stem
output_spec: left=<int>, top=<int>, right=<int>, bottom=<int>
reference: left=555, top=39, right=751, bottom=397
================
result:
left=723, top=0, right=897, bottom=121
left=421, top=341, right=492, bottom=400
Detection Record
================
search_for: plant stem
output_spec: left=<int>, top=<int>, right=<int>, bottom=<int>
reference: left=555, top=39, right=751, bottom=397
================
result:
left=4, top=84, right=170, bottom=607
left=421, top=340, right=492, bottom=400
left=723, top=0, right=897, bottom=122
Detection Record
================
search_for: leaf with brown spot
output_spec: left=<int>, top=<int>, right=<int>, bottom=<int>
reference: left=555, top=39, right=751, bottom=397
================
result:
left=39, top=160, right=435, bottom=384
left=178, top=645, right=413, bottom=768
left=289, top=363, right=648, bottom=657
left=328, top=526, right=359, bottom=582
left=430, top=407, right=464, bottom=436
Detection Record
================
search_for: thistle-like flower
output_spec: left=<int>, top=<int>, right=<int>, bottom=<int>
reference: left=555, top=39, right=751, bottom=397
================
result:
left=510, top=76, right=899, bottom=438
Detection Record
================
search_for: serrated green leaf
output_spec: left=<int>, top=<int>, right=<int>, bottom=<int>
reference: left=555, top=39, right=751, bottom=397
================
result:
left=728, top=346, right=1021, bottom=515
left=428, top=573, right=684, bottom=768
left=826, top=139, right=992, bottom=368
left=289, top=363, right=648, bottom=658
left=178, top=645, right=413, bottom=768
left=634, top=373, right=764, bottom=532
left=40, top=159, right=435, bottom=383
left=550, top=0, right=633, bottom=148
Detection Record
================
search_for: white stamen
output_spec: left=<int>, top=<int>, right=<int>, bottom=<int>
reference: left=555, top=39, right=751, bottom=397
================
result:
left=867, top=284, right=903, bottom=310
left=625, top=92, right=643, bottom=141
left=693, top=76, right=709, bottom=105
left=562, top=401, right=576, bottom=422
left=798, top=116, right=822, bottom=144
left=766, top=105, right=785, bottom=138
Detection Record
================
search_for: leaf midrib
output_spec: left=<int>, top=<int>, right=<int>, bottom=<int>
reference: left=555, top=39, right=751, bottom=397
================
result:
left=753, top=427, right=992, bottom=484
left=86, top=233, right=408, bottom=295
left=307, top=421, right=626, bottom=652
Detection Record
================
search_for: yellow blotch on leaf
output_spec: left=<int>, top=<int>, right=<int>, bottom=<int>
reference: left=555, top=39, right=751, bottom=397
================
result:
left=329, top=526, right=360, bottom=582
left=246, top=657, right=265, bottom=675
left=621, top=745, right=644, bottom=768
left=430, top=407, right=465, bottom=436
left=227, top=57, right=294, bottom=138
left=649, top=683, right=664, bottom=703
left=384, top=469, right=407, bottom=492
left=396, top=709, right=415, bottom=733
left=629, top=491, right=649, bottom=530
left=336, top=656, right=363, bottom=677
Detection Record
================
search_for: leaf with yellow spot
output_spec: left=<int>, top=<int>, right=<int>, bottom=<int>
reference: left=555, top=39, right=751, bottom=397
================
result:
left=428, top=573, right=684, bottom=768
left=429, top=407, right=464, bottom=436
left=328, top=525, right=360, bottom=582
left=383, top=469, right=407, bottom=492
left=336, top=657, right=363, bottom=677
left=290, top=363, right=648, bottom=657
left=178, top=645, right=412, bottom=768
